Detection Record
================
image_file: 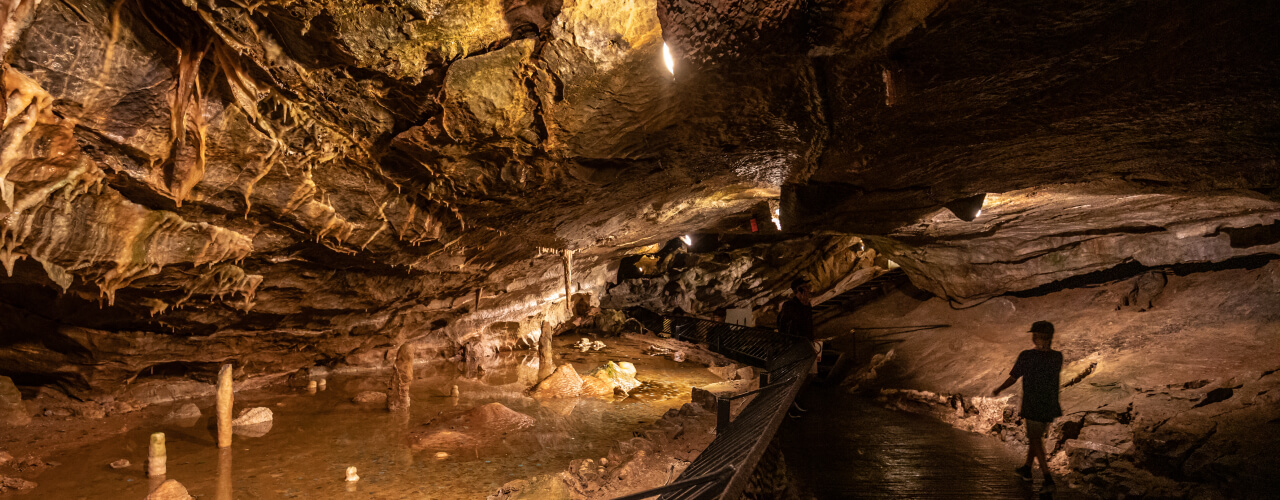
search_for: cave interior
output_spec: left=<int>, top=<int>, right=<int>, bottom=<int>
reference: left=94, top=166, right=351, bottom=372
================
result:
left=0, top=0, right=1277, bottom=498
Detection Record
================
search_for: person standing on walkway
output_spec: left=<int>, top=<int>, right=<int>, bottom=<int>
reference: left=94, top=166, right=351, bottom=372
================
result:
left=778, top=277, right=819, bottom=374
left=992, top=320, right=1063, bottom=493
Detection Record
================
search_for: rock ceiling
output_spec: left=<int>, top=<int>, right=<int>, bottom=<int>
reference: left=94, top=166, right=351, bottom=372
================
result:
left=0, top=0, right=1276, bottom=394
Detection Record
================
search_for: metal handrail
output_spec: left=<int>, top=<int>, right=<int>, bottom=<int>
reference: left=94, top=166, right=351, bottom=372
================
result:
left=609, top=466, right=736, bottom=500
left=612, top=315, right=815, bottom=500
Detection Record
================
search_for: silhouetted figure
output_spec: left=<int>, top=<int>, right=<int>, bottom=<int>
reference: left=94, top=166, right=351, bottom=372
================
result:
left=993, top=321, right=1063, bottom=493
left=778, top=278, right=817, bottom=364
left=779, top=278, right=819, bottom=417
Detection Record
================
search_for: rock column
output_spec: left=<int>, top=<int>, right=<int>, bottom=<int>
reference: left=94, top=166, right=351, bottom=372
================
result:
left=216, top=364, right=233, bottom=448
left=387, top=343, right=414, bottom=411
left=538, top=320, right=556, bottom=380
left=561, top=250, right=574, bottom=315
left=147, top=432, right=166, bottom=477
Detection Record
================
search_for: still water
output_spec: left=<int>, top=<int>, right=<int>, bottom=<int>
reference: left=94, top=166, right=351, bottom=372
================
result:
left=22, top=337, right=719, bottom=499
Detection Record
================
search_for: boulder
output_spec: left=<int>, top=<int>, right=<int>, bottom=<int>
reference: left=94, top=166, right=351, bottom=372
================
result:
left=352, top=391, right=388, bottom=404
left=509, top=475, right=574, bottom=500
left=231, top=407, right=273, bottom=437
left=0, top=377, right=30, bottom=426
left=691, top=379, right=759, bottom=415
left=588, top=361, right=641, bottom=395
left=232, top=407, right=273, bottom=426
left=579, top=375, right=615, bottom=398
left=144, top=479, right=193, bottom=500
left=0, top=476, right=36, bottom=491
left=531, top=365, right=583, bottom=399
left=707, top=364, right=739, bottom=380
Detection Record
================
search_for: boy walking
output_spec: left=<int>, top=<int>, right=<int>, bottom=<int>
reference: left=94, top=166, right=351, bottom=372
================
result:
left=992, top=321, right=1063, bottom=493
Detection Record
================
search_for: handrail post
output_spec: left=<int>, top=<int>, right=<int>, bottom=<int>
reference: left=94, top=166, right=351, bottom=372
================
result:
left=760, top=371, right=770, bottom=386
left=716, top=396, right=731, bottom=432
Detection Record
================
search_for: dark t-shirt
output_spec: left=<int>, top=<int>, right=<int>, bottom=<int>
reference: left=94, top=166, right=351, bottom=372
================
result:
left=1009, top=348, right=1063, bottom=422
left=778, top=298, right=814, bottom=340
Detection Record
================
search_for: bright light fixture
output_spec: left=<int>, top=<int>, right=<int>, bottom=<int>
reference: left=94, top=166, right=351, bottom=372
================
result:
left=680, top=234, right=692, bottom=246
left=771, top=216, right=781, bottom=230
left=944, top=193, right=986, bottom=222
left=662, top=43, right=675, bottom=75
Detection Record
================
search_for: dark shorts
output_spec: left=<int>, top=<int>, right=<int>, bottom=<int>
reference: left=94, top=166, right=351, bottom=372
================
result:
left=1025, top=419, right=1049, bottom=438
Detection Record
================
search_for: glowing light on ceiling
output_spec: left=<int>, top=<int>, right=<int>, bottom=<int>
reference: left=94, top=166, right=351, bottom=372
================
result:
left=680, top=234, right=692, bottom=246
left=887, top=260, right=900, bottom=269
left=662, top=43, right=675, bottom=75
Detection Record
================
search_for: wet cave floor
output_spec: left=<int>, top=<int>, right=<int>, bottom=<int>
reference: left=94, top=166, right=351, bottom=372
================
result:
left=5, top=335, right=719, bottom=499
left=781, top=385, right=1086, bottom=499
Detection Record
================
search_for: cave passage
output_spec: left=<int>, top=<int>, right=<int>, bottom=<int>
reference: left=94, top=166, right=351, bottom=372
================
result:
left=0, top=0, right=1277, bottom=497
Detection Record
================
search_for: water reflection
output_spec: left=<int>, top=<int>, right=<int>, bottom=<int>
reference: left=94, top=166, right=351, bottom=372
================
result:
left=216, top=448, right=231, bottom=500
left=25, top=337, right=721, bottom=499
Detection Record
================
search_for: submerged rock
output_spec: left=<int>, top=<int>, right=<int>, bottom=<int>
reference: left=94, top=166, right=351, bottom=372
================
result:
left=109, top=458, right=130, bottom=469
left=144, top=479, right=192, bottom=500
left=531, top=365, right=583, bottom=399
left=409, top=403, right=535, bottom=451
left=352, top=391, right=388, bottom=405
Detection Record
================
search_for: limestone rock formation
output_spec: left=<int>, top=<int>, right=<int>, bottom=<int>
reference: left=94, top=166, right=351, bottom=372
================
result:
left=231, top=406, right=273, bottom=437
left=587, top=361, right=641, bottom=395
left=530, top=364, right=583, bottom=399
left=143, top=479, right=192, bottom=500
left=0, top=376, right=29, bottom=426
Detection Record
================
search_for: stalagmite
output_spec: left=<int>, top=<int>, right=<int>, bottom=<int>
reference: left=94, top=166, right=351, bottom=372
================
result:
left=345, top=466, right=360, bottom=482
left=538, top=320, right=555, bottom=380
left=387, top=343, right=413, bottom=411
left=317, top=378, right=327, bottom=391
left=307, top=380, right=317, bottom=394
left=561, top=250, right=574, bottom=315
left=147, top=432, right=166, bottom=477
left=216, top=364, right=233, bottom=448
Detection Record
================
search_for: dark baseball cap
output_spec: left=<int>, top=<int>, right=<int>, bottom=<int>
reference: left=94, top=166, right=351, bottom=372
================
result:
left=791, top=277, right=810, bottom=291
left=1029, top=321, right=1055, bottom=336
